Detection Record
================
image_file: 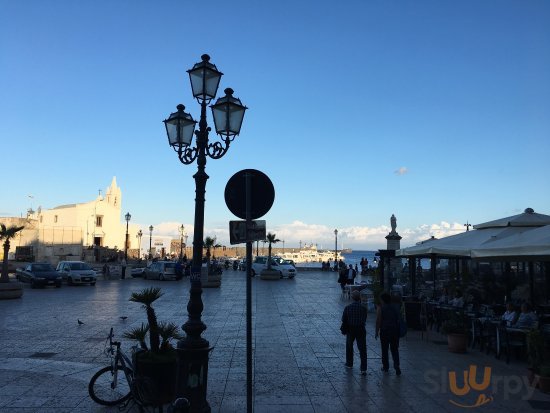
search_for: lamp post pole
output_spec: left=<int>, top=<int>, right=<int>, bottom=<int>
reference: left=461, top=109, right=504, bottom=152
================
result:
left=149, top=225, right=153, bottom=260
left=136, top=229, right=143, bottom=260
left=334, top=229, right=338, bottom=271
left=179, top=224, right=185, bottom=259
left=122, top=212, right=131, bottom=279
left=163, top=54, right=246, bottom=412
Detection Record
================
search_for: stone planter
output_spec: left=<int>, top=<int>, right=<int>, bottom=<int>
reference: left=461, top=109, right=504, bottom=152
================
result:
left=203, top=272, right=221, bottom=288
left=447, top=333, right=468, bottom=353
left=0, top=282, right=23, bottom=299
left=536, top=375, right=550, bottom=393
left=527, top=368, right=537, bottom=387
left=260, top=269, right=281, bottom=280
left=133, top=350, right=178, bottom=406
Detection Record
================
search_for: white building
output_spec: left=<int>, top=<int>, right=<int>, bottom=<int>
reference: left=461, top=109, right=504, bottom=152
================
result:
left=1, top=177, right=140, bottom=263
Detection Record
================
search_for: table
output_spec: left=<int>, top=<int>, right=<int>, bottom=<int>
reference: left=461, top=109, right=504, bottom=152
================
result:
left=343, top=283, right=369, bottom=299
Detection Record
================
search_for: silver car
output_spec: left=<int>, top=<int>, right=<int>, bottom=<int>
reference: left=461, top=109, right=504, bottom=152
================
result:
left=143, top=261, right=177, bottom=281
left=56, top=261, right=97, bottom=285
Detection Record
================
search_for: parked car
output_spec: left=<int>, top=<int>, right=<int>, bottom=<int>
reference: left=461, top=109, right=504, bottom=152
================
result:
left=56, top=261, right=97, bottom=285
left=16, top=262, right=62, bottom=288
left=238, top=259, right=247, bottom=271
left=251, top=256, right=296, bottom=278
left=143, top=261, right=177, bottom=281
left=131, top=267, right=146, bottom=277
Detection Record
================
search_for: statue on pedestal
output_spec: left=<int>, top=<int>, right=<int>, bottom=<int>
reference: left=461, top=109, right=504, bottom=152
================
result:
left=390, top=214, right=397, bottom=234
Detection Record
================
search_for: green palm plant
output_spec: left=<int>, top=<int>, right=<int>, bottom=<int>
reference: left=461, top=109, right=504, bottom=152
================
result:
left=126, top=287, right=183, bottom=353
left=0, top=224, right=25, bottom=283
left=204, top=236, right=221, bottom=261
left=266, top=232, right=280, bottom=270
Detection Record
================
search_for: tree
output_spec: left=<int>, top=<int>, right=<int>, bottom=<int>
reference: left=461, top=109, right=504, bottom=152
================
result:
left=266, top=232, right=280, bottom=270
left=204, top=236, right=221, bottom=261
left=0, top=224, right=25, bottom=283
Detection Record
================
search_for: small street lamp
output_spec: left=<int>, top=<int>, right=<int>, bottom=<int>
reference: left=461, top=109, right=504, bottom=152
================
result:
left=179, top=224, right=186, bottom=259
left=334, top=229, right=338, bottom=271
left=136, top=229, right=143, bottom=260
left=163, top=54, right=246, bottom=411
left=149, top=225, right=153, bottom=259
left=122, top=212, right=131, bottom=279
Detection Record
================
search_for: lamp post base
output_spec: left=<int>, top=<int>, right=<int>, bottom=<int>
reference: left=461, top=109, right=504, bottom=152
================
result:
left=175, top=343, right=213, bottom=413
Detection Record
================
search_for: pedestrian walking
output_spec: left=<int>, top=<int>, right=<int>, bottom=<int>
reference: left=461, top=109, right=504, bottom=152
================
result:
left=341, top=290, right=368, bottom=375
left=375, top=292, right=401, bottom=375
left=346, top=264, right=356, bottom=285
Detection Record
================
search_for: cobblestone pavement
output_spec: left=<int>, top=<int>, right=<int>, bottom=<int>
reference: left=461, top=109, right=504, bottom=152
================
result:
left=1, top=269, right=550, bottom=412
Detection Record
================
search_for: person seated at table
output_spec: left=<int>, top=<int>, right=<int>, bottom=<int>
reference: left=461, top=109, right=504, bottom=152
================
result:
left=501, top=302, right=518, bottom=326
left=512, top=303, right=538, bottom=329
left=449, top=289, right=464, bottom=308
left=438, top=287, right=449, bottom=304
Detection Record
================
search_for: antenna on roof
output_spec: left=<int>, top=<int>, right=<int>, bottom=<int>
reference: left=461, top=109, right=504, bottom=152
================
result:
left=464, top=221, right=472, bottom=231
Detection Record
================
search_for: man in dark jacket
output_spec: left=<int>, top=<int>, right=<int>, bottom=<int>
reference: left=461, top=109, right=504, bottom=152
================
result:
left=342, top=290, right=368, bottom=375
left=375, top=292, right=401, bottom=375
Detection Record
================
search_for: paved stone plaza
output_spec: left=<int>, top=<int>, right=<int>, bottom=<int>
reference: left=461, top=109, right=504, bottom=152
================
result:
left=1, top=268, right=550, bottom=412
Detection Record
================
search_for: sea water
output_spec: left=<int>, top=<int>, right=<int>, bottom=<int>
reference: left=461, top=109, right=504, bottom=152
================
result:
left=341, top=250, right=379, bottom=267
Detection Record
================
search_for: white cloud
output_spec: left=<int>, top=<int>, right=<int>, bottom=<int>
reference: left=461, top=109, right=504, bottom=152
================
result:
left=394, top=166, right=408, bottom=176
left=136, top=220, right=466, bottom=251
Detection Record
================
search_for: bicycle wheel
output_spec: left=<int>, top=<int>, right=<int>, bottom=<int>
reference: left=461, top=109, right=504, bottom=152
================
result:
left=88, top=365, right=132, bottom=406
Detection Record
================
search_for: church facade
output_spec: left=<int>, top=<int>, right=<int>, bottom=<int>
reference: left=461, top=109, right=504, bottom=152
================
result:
left=1, top=177, right=139, bottom=263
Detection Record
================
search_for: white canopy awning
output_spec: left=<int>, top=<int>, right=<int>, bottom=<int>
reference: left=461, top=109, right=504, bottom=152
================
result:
left=396, top=226, right=526, bottom=257
left=471, top=225, right=550, bottom=259
left=396, top=208, right=550, bottom=259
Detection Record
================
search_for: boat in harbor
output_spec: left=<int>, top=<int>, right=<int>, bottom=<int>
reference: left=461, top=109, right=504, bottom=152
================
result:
left=280, top=243, right=344, bottom=264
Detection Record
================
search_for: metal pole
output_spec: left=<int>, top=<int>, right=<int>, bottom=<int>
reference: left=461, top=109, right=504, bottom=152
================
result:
left=149, top=227, right=153, bottom=259
left=245, top=172, right=253, bottom=413
left=334, top=230, right=338, bottom=270
left=124, top=221, right=129, bottom=261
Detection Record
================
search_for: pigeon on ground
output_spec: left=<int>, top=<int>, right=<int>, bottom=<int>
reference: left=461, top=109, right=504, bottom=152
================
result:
left=77, top=319, right=84, bottom=325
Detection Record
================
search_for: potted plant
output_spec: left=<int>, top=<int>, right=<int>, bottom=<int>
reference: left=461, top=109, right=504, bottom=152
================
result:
left=441, top=312, right=470, bottom=353
left=0, top=224, right=25, bottom=300
left=527, top=328, right=544, bottom=387
left=124, top=287, right=183, bottom=405
left=536, top=365, right=550, bottom=393
left=203, top=236, right=222, bottom=287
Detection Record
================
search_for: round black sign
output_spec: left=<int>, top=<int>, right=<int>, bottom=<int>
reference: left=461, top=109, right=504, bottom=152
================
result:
left=224, top=169, right=275, bottom=220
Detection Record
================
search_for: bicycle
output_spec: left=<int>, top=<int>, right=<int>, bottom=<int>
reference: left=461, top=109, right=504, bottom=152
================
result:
left=88, top=327, right=134, bottom=407
left=88, top=328, right=190, bottom=412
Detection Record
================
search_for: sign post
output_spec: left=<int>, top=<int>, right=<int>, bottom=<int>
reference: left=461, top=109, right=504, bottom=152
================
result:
left=224, top=169, right=274, bottom=413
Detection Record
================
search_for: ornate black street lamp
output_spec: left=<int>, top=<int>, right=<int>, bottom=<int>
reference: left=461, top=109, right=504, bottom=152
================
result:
left=163, top=54, right=246, bottom=412
left=136, top=229, right=143, bottom=260
left=149, top=225, right=153, bottom=259
left=334, top=229, right=338, bottom=271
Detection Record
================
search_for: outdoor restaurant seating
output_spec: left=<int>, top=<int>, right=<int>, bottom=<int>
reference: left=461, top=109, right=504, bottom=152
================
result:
left=498, top=325, right=528, bottom=363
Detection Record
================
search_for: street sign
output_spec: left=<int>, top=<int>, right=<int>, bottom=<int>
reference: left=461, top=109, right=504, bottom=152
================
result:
left=224, top=169, right=274, bottom=220
left=229, top=220, right=266, bottom=245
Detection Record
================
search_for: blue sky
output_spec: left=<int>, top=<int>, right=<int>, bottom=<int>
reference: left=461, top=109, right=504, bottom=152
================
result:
left=1, top=0, right=549, bottom=250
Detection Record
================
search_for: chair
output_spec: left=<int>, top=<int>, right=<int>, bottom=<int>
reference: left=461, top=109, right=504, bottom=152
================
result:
left=478, top=304, right=489, bottom=315
left=471, top=319, right=486, bottom=350
left=499, top=326, right=527, bottom=364
left=484, top=321, right=499, bottom=357
left=419, top=301, right=430, bottom=341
